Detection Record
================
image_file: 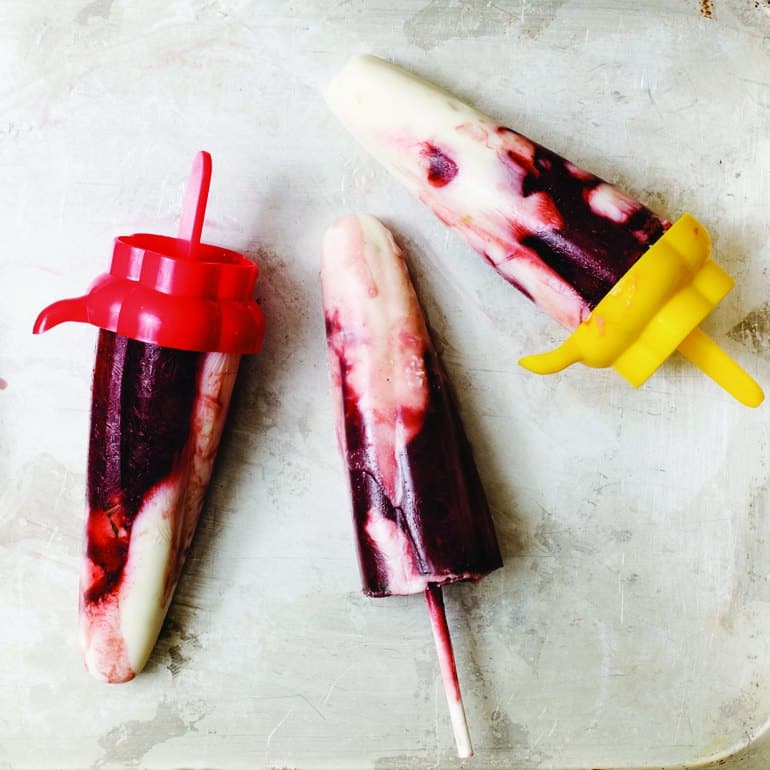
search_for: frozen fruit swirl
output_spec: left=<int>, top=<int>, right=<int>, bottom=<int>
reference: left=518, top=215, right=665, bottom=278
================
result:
left=80, top=330, right=239, bottom=682
left=325, top=55, right=669, bottom=330
left=321, top=214, right=502, bottom=597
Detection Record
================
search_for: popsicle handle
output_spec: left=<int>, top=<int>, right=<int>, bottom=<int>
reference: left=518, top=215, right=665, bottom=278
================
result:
left=425, top=583, right=473, bottom=758
left=178, top=150, right=212, bottom=257
left=677, top=327, right=764, bottom=408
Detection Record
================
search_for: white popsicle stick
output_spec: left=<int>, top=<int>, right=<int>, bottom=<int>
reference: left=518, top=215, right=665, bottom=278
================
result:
left=425, top=582, right=473, bottom=758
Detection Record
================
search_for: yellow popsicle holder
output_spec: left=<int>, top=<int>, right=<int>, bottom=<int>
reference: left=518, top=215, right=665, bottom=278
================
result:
left=519, top=214, right=764, bottom=408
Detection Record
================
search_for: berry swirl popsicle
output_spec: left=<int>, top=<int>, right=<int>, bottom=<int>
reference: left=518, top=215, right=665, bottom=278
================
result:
left=325, top=56, right=763, bottom=407
left=321, top=214, right=502, bottom=756
left=34, top=153, right=265, bottom=682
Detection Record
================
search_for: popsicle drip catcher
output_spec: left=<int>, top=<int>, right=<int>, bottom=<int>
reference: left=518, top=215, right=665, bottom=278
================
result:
left=520, top=214, right=764, bottom=408
left=33, top=151, right=265, bottom=355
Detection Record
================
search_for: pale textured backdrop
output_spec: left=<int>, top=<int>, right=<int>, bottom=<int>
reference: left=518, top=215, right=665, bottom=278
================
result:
left=1, top=1, right=770, bottom=768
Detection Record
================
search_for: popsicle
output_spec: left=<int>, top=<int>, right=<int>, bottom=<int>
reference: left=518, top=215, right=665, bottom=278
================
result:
left=325, top=55, right=763, bottom=407
left=321, top=214, right=502, bottom=756
left=33, top=152, right=265, bottom=682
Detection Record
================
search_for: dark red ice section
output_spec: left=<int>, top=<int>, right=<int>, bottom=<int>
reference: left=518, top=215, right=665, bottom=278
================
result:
left=85, top=330, right=203, bottom=604
left=422, top=143, right=459, bottom=188
left=331, top=323, right=502, bottom=597
left=500, top=128, right=667, bottom=308
left=423, top=127, right=668, bottom=311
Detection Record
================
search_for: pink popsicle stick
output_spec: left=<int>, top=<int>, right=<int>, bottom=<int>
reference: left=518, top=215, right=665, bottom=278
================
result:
left=425, top=582, right=473, bottom=758
left=178, top=150, right=212, bottom=258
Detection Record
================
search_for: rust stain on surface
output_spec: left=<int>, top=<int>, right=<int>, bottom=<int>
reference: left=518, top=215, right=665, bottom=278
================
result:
left=700, top=0, right=714, bottom=18
left=728, top=303, right=770, bottom=357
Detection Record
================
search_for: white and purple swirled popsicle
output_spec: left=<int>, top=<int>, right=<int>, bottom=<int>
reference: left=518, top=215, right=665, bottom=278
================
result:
left=321, top=214, right=502, bottom=757
left=325, top=56, right=765, bottom=406
left=325, top=55, right=668, bottom=332
left=77, top=336, right=240, bottom=683
left=34, top=152, right=265, bottom=682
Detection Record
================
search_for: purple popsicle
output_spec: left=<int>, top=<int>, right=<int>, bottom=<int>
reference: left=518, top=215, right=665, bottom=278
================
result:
left=325, top=56, right=763, bottom=406
left=321, top=213, right=502, bottom=756
left=34, top=153, right=264, bottom=681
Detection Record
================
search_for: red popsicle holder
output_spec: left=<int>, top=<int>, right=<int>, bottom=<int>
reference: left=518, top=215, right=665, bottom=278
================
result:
left=34, top=152, right=265, bottom=355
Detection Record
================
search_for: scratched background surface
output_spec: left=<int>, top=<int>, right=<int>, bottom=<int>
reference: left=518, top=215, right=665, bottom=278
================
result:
left=2, top=1, right=770, bottom=768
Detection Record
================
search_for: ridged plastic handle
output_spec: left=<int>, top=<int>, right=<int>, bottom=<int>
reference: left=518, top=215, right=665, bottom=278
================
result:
left=178, top=151, right=212, bottom=258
